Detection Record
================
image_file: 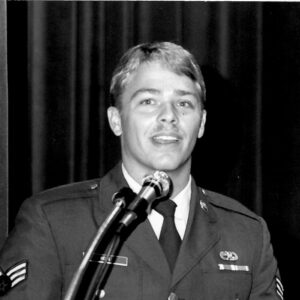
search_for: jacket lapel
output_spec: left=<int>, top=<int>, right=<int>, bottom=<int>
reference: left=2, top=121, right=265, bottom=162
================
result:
left=171, top=180, right=220, bottom=287
left=93, top=163, right=170, bottom=280
left=124, top=217, right=171, bottom=279
left=94, top=162, right=127, bottom=216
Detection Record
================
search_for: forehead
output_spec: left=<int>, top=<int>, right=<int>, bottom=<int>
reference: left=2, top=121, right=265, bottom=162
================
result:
left=123, top=61, right=200, bottom=97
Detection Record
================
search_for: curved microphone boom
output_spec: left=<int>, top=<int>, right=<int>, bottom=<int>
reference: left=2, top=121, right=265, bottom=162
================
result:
left=64, top=188, right=135, bottom=300
left=118, top=171, right=172, bottom=229
left=64, top=172, right=171, bottom=300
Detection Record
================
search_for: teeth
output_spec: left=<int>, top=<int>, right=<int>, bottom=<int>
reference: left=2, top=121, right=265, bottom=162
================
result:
left=153, top=136, right=178, bottom=141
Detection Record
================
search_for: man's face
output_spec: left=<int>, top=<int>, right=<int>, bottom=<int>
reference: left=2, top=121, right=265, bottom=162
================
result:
left=108, top=61, right=206, bottom=179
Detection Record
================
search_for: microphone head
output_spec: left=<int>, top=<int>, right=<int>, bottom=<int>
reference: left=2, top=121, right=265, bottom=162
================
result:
left=143, top=171, right=172, bottom=199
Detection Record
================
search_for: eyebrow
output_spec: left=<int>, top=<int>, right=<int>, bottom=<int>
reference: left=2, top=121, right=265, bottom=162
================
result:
left=130, top=88, right=160, bottom=100
left=174, top=89, right=198, bottom=98
left=130, top=88, right=197, bottom=100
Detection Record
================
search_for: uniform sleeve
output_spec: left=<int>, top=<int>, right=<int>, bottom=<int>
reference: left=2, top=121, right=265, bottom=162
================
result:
left=0, top=197, right=62, bottom=300
left=250, top=217, right=284, bottom=300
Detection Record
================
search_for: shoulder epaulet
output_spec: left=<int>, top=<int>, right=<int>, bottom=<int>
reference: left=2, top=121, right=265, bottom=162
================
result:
left=201, top=188, right=261, bottom=221
left=31, top=178, right=101, bottom=205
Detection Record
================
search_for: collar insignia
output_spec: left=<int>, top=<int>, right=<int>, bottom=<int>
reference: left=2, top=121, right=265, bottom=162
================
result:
left=200, top=200, right=208, bottom=212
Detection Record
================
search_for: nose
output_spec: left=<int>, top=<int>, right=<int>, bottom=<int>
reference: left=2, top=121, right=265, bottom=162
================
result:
left=158, top=102, right=178, bottom=124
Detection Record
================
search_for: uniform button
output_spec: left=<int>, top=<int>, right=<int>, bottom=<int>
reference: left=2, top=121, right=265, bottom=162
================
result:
left=90, top=183, right=98, bottom=190
left=168, top=292, right=179, bottom=300
left=99, top=289, right=105, bottom=298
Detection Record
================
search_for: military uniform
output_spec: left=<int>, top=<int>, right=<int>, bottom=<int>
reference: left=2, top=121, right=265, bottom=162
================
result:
left=0, top=163, right=283, bottom=299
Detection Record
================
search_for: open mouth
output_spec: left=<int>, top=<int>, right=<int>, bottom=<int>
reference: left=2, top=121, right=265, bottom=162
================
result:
left=152, top=135, right=180, bottom=144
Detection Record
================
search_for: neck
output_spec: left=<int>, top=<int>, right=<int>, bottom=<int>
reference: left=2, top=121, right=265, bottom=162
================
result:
left=122, top=161, right=191, bottom=199
left=167, top=170, right=191, bottom=198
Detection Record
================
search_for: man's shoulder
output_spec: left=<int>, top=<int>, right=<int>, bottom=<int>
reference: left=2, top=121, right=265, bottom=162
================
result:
left=202, top=189, right=261, bottom=222
left=20, top=163, right=123, bottom=215
left=26, top=179, right=101, bottom=208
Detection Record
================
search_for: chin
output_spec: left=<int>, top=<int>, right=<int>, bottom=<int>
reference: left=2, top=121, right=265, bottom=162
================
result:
left=149, top=154, right=191, bottom=173
left=150, top=161, right=182, bottom=173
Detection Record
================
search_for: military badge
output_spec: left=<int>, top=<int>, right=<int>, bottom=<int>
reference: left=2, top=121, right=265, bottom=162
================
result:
left=220, top=250, right=239, bottom=261
left=218, top=264, right=250, bottom=272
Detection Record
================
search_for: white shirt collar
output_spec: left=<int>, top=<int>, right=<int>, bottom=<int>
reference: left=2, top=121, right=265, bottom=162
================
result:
left=121, top=164, right=191, bottom=239
left=122, top=164, right=141, bottom=195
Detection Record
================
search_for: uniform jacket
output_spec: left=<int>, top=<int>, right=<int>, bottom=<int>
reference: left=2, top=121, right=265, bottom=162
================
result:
left=0, top=163, right=282, bottom=300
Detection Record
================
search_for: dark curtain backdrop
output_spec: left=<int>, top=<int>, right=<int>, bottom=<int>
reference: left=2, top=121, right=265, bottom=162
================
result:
left=5, top=1, right=300, bottom=299
left=0, top=1, right=8, bottom=248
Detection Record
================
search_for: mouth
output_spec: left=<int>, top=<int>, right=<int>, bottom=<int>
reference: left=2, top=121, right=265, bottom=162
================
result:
left=152, top=134, right=180, bottom=144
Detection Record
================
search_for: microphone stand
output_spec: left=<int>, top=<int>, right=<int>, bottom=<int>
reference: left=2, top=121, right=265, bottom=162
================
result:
left=85, top=205, right=149, bottom=300
left=64, top=188, right=133, bottom=300
left=85, top=191, right=157, bottom=300
left=84, top=234, right=121, bottom=300
left=65, top=171, right=171, bottom=300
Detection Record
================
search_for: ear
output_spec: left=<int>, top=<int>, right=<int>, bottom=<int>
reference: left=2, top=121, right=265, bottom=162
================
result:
left=107, top=106, right=122, bottom=136
left=198, top=110, right=207, bottom=138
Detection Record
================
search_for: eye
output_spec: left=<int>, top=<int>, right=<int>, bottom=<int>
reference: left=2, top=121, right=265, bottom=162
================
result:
left=178, top=100, right=194, bottom=109
left=140, top=98, right=155, bottom=105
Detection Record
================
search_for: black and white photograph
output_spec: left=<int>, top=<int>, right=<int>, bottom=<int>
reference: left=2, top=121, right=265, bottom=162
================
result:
left=0, top=1, right=300, bottom=299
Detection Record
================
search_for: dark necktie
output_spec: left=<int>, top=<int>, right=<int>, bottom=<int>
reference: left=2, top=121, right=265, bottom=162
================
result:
left=155, top=199, right=181, bottom=271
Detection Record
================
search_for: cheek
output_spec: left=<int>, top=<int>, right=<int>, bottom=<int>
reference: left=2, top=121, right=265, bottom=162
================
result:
left=127, top=116, right=153, bottom=136
left=186, top=119, right=202, bottom=139
left=121, top=116, right=136, bottom=137
left=121, top=118, right=146, bottom=146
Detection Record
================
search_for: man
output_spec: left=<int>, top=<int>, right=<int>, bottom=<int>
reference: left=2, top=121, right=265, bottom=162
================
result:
left=0, top=42, right=283, bottom=299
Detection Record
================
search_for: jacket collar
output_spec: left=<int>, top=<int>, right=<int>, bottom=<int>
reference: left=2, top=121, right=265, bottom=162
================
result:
left=171, top=180, right=220, bottom=286
left=95, top=162, right=128, bottom=215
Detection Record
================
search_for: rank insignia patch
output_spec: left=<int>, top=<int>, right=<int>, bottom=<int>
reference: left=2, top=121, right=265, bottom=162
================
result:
left=0, top=260, right=28, bottom=296
left=275, top=276, right=284, bottom=300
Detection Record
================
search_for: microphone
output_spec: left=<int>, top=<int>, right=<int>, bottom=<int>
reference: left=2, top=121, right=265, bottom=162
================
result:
left=117, top=171, right=172, bottom=229
left=111, top=187, right=136, bottom=207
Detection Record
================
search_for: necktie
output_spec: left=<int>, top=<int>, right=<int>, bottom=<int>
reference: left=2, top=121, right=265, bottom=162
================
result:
left=155, top=199, right=181, bottom=271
